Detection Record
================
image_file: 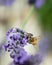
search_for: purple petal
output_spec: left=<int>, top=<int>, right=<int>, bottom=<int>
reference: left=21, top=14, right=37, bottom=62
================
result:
left=22, top=38, right=27, bottom=44
left=0, top=0, right=14, bottom=6
left=35, top=0, right=45, bottom=8
left=13, top=33, right=20, bottom=40
left=6, top=28, right=13, bottom=36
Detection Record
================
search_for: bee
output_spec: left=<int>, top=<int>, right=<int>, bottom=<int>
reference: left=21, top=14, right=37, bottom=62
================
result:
left=26, top=33, right=39, bottom=45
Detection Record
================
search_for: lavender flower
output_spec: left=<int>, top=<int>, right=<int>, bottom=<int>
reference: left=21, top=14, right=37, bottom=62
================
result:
left=28, top=0, right=45, bottom=9
left=38, top=33, right=52, bottom=55
left=35, top=0, right=45, bottom=8
left=38, top=36, right=49, bottom=54
left=6, top=28, right=28, bottom=47
left=9, top=47, right=34, bottom=65
left=3, top=28, right=29, bottom=52
left=3, top=28, right=43, bottom=65
left=13, top=48, right=29, bottom=64
left=11, top=51, right=43, bottom=65
left=0, top=0, right=14, bottom=6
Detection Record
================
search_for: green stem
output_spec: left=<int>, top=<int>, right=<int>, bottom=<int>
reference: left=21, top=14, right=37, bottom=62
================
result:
left=21, top=6, right=35, bottom=29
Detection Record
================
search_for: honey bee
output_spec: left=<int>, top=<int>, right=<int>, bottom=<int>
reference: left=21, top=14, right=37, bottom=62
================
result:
left=26, top=33, right=39, bottom=45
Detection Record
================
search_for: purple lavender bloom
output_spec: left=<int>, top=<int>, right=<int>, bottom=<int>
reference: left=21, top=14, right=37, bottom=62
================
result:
left=0, top=0, right=14, bottom=6
left=2, top=44, right=9, bottom=51
left=20, top=38, right=27, bottom=47
left=8, top=47, right=32, bottom=65
left=38, top=34, right=49, bottom=54
left=6, top=0, right=14, bottom=6
left=10, top=51, right=16, bottom=58
left=3, top=44, right=43, bottom=65
left=22, top=38, right=27, bottom=44
left=35, top=0, right=45, bottom=8
left=6, top=28, right=13, bottom=36
left=38, top=33, right=52, bottom=55
left=3, top=28, right=44, bottom=65
left=14, top=48, right=29, bottom=64
left=13, top=53, right=43, bottom=65
left=13, top=33, right=20, bottom=40
left=28, top=0, right=45, bottom=9
left=6, top=28, right=28, bottom=47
